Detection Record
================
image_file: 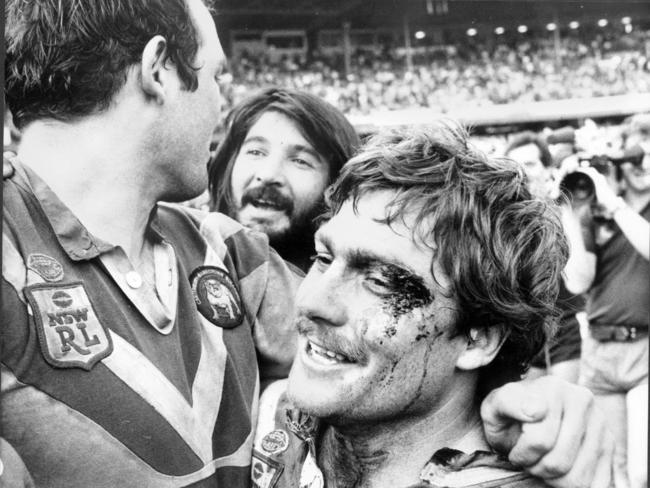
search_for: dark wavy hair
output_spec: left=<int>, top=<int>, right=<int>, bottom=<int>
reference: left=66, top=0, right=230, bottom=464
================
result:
left=327, top=122, right=568, bottom=394
left=5, top=0, right=208, bottom=129
left=505, top=131, right=554, bottom=168
left=208, top=87, right=360, bottom=215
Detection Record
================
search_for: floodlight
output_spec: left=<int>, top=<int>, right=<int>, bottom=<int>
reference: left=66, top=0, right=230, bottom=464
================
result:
left=467, top=28, right=477, bottom=36
left=517, top=25, right=528, bottom=34
left=494, top=27, right=505, bottom=35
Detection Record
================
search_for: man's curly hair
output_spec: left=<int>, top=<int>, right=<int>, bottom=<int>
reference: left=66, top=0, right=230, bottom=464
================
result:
left=326, top=121, right=569, bottom=395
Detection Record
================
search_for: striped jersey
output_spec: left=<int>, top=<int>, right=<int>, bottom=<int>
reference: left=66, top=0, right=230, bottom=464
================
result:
left=1, top=159, right=301, bottom=487
left=252, top=381, right=549, bottom=488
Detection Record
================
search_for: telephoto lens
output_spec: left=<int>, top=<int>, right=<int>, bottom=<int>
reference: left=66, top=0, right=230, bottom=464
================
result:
left=560, top=171, right=595, bottom=202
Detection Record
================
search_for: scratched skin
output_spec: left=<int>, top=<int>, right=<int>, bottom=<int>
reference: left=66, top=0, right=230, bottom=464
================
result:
left=287, top=192, right=468, bottom=426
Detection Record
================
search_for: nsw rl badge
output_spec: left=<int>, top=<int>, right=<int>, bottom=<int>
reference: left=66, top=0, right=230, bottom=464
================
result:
left=190, top=266, right=243, bottom=329
left=24, top=282, right=113, bottom=370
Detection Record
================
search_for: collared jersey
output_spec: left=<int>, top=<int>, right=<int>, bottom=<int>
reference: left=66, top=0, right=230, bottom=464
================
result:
left=252, top=381, right=548, bottom=488
left=2, top=158, right=301, bottom=487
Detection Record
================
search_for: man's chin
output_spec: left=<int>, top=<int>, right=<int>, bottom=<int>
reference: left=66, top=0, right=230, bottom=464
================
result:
left=286, top=389, right=362, bottom=428
left=286, top=381, right=338, bottom=419
left=286, top=361, right=356, bottom=421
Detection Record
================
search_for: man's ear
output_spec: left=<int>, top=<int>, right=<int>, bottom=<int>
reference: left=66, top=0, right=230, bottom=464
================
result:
left=141, top=35, right=169, bottom=104
left=456, top=326, right=507, bottom=371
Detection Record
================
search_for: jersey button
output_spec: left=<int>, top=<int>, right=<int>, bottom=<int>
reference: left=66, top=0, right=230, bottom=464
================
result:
left=125, top=271, right=143, bottom=289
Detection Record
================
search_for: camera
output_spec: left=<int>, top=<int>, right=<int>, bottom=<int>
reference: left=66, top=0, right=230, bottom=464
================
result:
left=560, top=147, right=645, bottom=202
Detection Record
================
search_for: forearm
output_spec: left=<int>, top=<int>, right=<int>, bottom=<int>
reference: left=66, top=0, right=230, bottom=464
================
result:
left=561, top=206, right=596, bottom=294
left=609, top=198, right=650, bottom=260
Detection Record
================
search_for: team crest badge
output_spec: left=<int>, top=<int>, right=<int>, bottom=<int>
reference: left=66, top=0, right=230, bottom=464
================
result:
left=27, top=253, right=64, bottom=282
left=24, top=282, right=113, bottom=370
left=261, top=430, right=290, bottom=455
left=190, top=266, right=243, bottom=328
left=252, top=450, right=284, bottom=488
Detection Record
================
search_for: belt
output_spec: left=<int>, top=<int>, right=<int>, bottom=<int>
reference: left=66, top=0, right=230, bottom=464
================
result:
left=589, top=325, right=648, bottom=342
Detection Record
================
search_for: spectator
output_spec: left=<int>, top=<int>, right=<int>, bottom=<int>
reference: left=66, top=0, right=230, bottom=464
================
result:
left=566, top=114, right=650, bottom=488
left=209, top=87, right=359, bottom=271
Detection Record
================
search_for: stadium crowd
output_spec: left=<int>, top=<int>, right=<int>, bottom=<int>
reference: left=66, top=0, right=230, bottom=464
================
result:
left=224, top=28, right=650, bottom=116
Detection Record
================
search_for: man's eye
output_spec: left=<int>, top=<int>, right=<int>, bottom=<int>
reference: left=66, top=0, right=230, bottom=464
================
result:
left=293, top=158, right=311, bottom=167
left=245, top=149, right=265, bottom=157
left=309, top=253, right=332, bottom=269
left=364, top=275, right=393, bottom=294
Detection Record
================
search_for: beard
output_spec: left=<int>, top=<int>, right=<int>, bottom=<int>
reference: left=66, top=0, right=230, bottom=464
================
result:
left=237, top=183, right=326, bottom=272
left=266, top=199, right=325, bottom=272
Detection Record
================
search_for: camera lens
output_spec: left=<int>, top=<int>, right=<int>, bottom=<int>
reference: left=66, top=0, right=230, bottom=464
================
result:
left=560, top=172, right=595, bottom=202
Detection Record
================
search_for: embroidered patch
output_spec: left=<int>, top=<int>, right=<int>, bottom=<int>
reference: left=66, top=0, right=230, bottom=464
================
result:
left=252, top=450, right=284, bottom=488
left=24, top=282, right=113, bottom=371
left=27, top=253, right=64, bottom=282
left=261, top=429, right=290, bottom=455
left=190, top=266, right=243, bottom=329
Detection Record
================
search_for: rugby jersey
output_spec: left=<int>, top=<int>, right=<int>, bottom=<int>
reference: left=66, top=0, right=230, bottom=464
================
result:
left=252, top=381, right=549, bottom=488
left=1, top=158, right=301, bottom=487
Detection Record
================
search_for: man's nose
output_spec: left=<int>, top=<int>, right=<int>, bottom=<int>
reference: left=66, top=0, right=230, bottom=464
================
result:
left=254, top=154, right=285, bottom=184
left=296, top=266, right=349, bottom=328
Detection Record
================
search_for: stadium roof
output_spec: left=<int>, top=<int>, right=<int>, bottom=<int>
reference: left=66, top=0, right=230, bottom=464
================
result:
left=215, top=0, right=650, bottom=31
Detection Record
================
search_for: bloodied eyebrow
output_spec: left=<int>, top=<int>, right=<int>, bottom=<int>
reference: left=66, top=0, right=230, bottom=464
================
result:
left=314, top=230, right=434, bottom=314
left=348, top=249, right=434, bottom=310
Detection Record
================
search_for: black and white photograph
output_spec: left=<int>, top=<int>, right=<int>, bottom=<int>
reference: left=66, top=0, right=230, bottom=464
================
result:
left=2, top=0, right=648, bottom=487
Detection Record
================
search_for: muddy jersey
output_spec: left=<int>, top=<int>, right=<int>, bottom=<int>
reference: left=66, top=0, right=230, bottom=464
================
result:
left=1, top=159, right=301, bottom=487
left=251, top=381, right=548, bottom=488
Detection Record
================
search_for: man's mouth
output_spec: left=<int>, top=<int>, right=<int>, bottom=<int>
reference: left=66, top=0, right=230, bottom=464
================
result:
left=241, top=185, right=293, bottom=214
left=249, top=198, right=286, bottom=211
left=306, top=339, right=356, bottom=364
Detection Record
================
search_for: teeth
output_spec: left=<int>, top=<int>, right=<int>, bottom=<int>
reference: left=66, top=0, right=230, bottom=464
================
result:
left=253, top=199, right=280, bottom=209
left=309, top=341, right=349, bottom=363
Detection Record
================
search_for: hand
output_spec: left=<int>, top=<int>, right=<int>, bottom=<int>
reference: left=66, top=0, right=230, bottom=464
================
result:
left=480, top=376, right=614, bottom=488
left=557, top=154, right=580, bottom=180
left=575, top=166, right=620, bottom=212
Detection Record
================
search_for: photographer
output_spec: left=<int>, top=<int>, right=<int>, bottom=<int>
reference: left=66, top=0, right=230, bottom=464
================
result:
left=562, top=116, right=649, bottom=488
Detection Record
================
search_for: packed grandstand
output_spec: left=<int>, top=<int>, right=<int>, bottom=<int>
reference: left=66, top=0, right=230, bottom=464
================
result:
left=215, top=0, right=650, bottom=126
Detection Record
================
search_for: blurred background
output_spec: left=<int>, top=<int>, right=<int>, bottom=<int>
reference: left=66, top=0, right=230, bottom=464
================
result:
left=210, top=0, right=650, bottom=140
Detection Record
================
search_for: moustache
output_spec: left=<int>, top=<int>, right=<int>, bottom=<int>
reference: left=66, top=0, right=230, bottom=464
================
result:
left=296, top=316, right=368, bottom=364
left=241, top=184, right=294, bottom=213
